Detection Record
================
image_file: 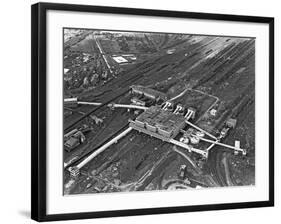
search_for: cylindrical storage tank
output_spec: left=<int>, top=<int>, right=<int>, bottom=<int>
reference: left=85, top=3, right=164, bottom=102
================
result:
left=190, top=136, right=200, bottom=144
left=183, top=137, right=189, bottom=144
left=196, top=131, right=205, bottom=138
left=180, top=137, right=185, bottom=142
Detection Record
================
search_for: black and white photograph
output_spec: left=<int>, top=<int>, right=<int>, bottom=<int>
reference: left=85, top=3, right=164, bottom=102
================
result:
left=63, top=29, right=255, bottom=195
left=29, top=2, right=274, bottom=221
left=0, top=0, right=277, bottom=223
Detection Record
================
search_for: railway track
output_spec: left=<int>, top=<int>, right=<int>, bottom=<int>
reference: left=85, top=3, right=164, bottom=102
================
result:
left=208, top=92, right=254, bottom=187
left=64, top=123, right=130, bottom=169
left=112, top=37, right=219, bottom=90
left=184, top=39, right=252, bottom=86
left=194, top=42, right=254, bottom=88
left=64, top=88, right=130, bottom=131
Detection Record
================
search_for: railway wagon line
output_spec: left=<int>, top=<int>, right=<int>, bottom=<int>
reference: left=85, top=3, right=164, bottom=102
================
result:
left=64, top=88, right=130, bottom=132
left=64, top=123, right=130, bottom=169
left=194, top=41, right=255, bottom=88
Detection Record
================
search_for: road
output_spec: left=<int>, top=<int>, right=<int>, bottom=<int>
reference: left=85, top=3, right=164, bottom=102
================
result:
left=94, top=34, right=113, bottom=73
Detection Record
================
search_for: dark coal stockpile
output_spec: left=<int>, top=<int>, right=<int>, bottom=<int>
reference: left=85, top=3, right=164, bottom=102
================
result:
left=63, top=29, right=255, bottom=195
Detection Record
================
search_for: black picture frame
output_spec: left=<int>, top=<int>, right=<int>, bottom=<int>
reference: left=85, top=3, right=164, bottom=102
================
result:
left=31, top=2, right=274, bottom=222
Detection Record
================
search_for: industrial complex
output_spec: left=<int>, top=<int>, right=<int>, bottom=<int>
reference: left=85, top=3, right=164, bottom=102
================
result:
left=66, top=85, right=246, bottom=178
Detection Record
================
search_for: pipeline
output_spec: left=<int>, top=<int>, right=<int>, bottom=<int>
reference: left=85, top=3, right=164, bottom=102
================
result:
left=169, top=139, right=208, bottom=158
left=64, top=88, right=129, bottom=131
left=108, top=103, right=148, bottom=111
left=185, top=120, right=217, bottom=140
left=192, top=134, right=244, bottom=152
left=75, top=127, right=133, bottom=170
left=77, top=101, right=102, bottom=106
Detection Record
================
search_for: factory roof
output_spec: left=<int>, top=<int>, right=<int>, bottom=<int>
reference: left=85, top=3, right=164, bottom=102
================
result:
left=131, top=85, right=167, bottom=101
